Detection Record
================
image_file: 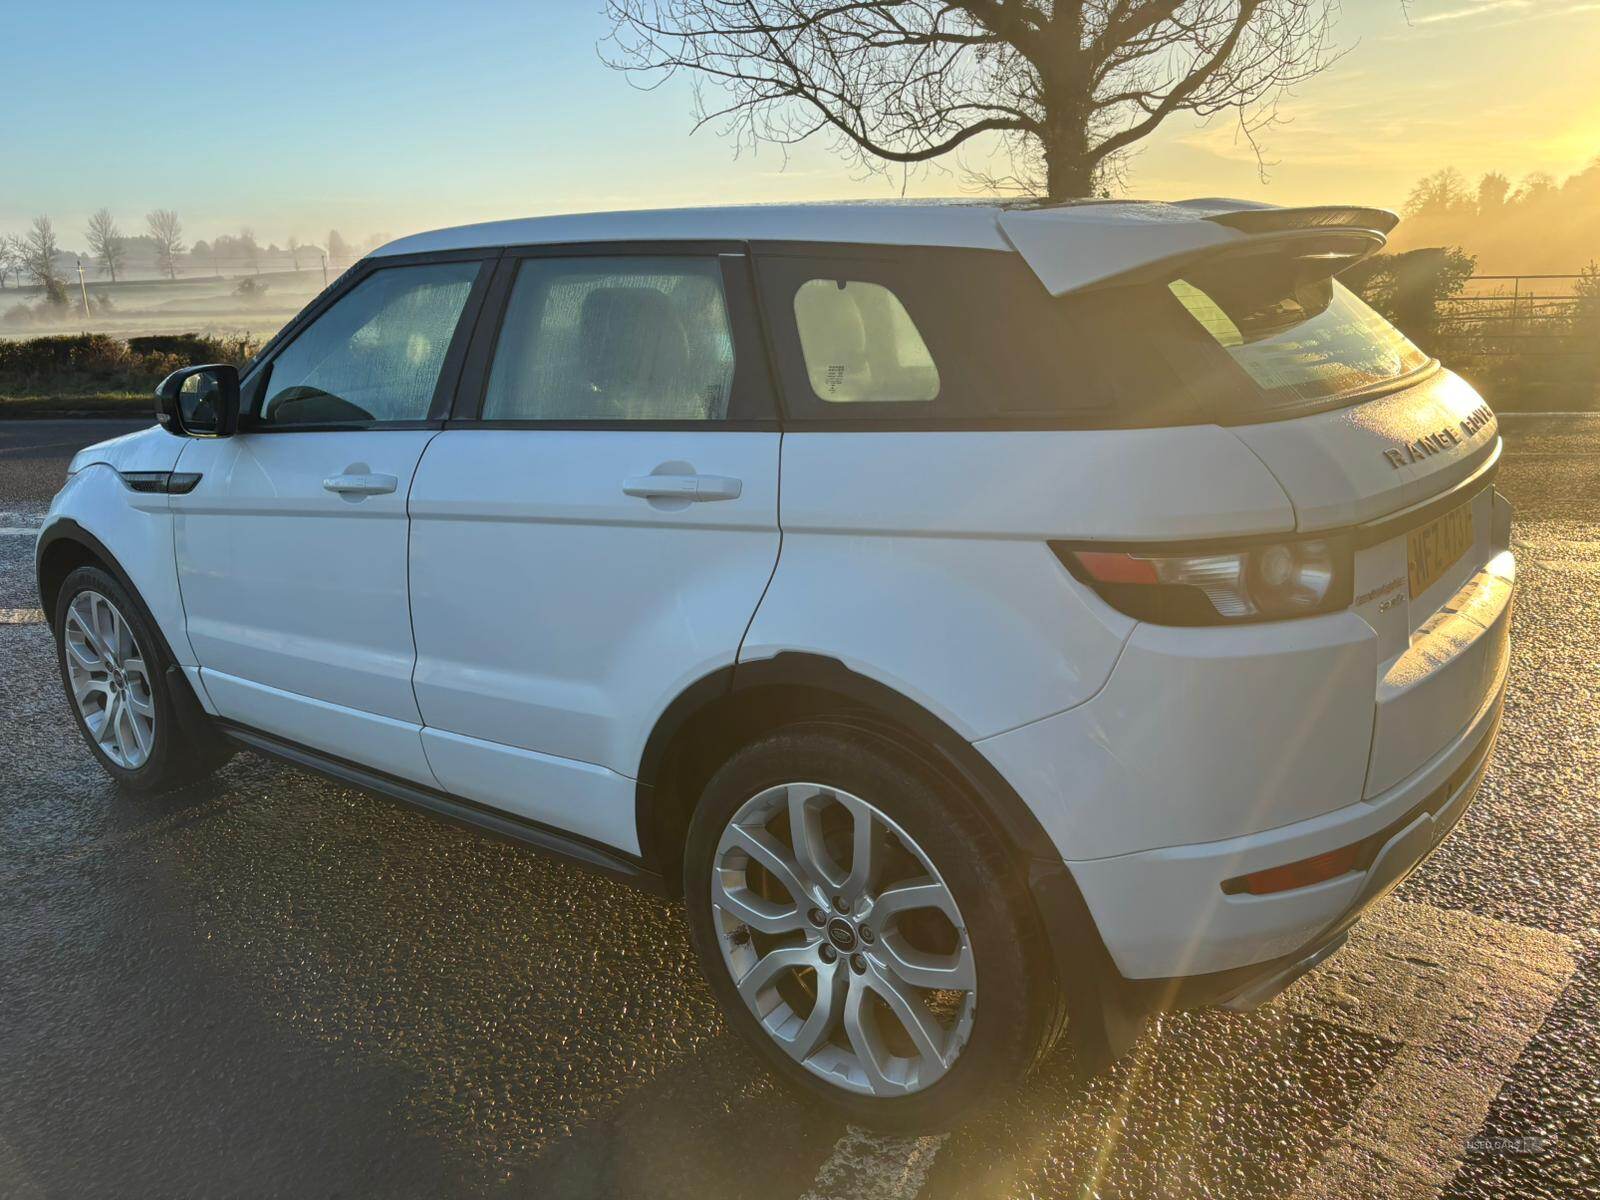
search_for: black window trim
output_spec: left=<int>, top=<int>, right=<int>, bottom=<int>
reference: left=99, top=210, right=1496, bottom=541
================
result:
left=749, top=239, right=1078, bottom=430
left=747, top=239, right=1445, bottom=432
left=237, top=247, right=501, bottom=435
left=444, top=239, right=782, bottom=431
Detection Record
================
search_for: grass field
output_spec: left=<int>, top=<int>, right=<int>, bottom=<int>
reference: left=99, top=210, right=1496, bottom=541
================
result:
left=0, top=391, right=150, bottom=418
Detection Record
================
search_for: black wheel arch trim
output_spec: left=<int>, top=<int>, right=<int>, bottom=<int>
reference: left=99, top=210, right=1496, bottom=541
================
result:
left=36, top=518, right=223, bottom=753
left=635, top=650, right=1151, bottom=1072
left=636, top=652, right=1068, bottom=861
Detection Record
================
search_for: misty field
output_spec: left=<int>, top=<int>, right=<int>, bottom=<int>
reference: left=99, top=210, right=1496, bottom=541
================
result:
left=0, top=268, right=326, bottom=344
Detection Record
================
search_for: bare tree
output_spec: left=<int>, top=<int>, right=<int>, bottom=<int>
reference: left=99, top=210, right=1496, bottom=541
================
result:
left=604, top=1, right=1341, bottom=199
left=1404, top=166, right=1469, bottom=218
left=0, top=235, right=21, bottom=289
left=19, top=216, right=63, bottom=287
left=147, top=208, right=186, bottom=279
left=326, top=228, right=352, bottom=267
left=326, top=229, right=350, bottom=267
left=239, top=227, right=261, bottom=274
left=85, top=208, right=127, bottom=281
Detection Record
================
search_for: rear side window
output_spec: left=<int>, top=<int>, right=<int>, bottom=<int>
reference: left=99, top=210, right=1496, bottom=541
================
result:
left=792, top=279, right=939, bottom=403
left=757, top=248, right=1201, bottom=427
left=258, top=261, right=479, bottom=426
left=482, top=256, right=736, bottom=421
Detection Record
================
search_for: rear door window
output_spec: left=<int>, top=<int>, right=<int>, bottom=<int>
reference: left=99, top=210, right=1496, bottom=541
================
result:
left=482, top=256, right=737, bottom=422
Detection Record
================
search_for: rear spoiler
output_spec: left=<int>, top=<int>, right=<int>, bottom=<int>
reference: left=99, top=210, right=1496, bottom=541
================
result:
left=997, top=201, right=1399, bottom=296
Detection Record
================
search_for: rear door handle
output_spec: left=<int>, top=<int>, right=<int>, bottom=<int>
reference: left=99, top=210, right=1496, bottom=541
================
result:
left=323, top=473, right=398, bottom=496
left=622, top=475, right=742, bottom=502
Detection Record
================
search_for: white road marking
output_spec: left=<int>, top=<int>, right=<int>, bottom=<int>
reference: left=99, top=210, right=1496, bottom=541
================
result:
left=800, top=1127, right=948, bottom=1200
left=0, top=609, right=44, bottom=624
left=1284, top=899, right=1576, bottom=1200
left=0, top=528, right=41, bottom=536
left=796, top=899, right=1577, bottom=1200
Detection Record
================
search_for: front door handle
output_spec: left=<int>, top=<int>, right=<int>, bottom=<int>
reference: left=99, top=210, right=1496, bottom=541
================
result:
left=323, top=473, right=398, bottom=496
left=622, top=474, right=742, bottom=502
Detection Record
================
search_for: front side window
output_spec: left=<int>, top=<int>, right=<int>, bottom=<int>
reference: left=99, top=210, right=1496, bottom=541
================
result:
left=482, top=256, right=735, bottom=421
left=257, top=261, right=479, bottom=426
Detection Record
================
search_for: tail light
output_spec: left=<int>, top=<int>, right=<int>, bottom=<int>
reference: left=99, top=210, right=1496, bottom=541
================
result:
left=1055, top=535, right=1353, bottom=625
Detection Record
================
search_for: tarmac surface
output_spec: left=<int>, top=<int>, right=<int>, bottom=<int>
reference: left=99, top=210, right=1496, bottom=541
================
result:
left=0, top=414, right=1596, bottom=1199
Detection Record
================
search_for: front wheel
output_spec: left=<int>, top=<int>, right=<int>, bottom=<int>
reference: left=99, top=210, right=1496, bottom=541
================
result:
left=53, top=564, right=231, bottom=792
left=683, top=723, right=1062, bottom=1130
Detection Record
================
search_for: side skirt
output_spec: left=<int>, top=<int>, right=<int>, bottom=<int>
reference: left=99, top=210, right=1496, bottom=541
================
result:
left=221, top=723, right=669, bottom=896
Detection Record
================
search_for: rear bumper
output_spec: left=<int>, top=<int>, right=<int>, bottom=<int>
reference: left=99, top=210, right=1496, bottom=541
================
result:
left=1142, top=696, right=1500, bottom=1011
left=983, top=488, right=1514, bottom=985
left=1068, top=665, right=1506, bottom=981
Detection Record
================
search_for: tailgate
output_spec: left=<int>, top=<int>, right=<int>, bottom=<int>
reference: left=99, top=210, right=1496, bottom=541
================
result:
left=1230, top=373, right=1510, bottom=796
left=1227, top=368, right=1499, bottom=530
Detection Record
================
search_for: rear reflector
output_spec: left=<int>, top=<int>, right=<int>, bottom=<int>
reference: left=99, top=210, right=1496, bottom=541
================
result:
left=1221, top=844, right=1361, bottom=896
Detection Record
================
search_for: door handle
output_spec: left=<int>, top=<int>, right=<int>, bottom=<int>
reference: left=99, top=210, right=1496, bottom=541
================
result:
left=323, top=473, right=398, bottom=496
left=622, top=474, right=742, bottom=502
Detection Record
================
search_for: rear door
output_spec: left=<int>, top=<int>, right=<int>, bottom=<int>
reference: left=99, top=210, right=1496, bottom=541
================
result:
left=173, top=254, right=492, bottom=784
left=407, top=246, right=781, bottom=851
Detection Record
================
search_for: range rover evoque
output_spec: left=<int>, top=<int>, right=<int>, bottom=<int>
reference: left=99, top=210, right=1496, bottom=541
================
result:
left=37, top=199, right=1513, bottom=1129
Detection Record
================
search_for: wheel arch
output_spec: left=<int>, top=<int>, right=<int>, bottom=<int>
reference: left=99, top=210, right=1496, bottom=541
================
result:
left=37, top=519, right=219, bottom=745
left=634, top=651, right=1148, bottom=1071
left=38, top=521, right=139, bottom=636
left=636, top=652, right=1065, bottom=880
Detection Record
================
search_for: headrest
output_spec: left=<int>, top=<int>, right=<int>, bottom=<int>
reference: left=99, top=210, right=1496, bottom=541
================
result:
left=580, top=286, right=690, bottom=396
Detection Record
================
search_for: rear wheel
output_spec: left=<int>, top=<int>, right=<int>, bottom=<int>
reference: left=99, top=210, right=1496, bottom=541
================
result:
left=684, top=723, right=1061, bottom=1130
left=54, top=564, right=231, bottom=792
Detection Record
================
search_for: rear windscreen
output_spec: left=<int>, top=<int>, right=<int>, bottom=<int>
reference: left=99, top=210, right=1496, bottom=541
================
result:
left=1167, top=274, right=1430, bottom=411
left=756, top=245, right=1433, bottom=427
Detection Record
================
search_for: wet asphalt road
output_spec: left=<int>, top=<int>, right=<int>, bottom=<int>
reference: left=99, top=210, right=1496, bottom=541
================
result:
left=1, top=415, right=1598, bottom=1199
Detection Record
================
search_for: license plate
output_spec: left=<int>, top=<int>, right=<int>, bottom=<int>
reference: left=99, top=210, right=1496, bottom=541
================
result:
left=1407, top=503, right=1474, bottom=599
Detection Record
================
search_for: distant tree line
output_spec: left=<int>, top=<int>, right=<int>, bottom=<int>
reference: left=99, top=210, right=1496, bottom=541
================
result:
left=0, top=211, right=391, bottom=298
left=1388, top=158, right=1600, bottom=276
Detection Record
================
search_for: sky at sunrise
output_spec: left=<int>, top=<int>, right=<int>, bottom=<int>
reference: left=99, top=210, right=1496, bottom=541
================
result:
left=5, top=0, right=1598, bottom=249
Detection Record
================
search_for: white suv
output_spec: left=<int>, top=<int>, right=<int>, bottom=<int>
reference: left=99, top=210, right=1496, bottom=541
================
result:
left=38, top=199, right=1513, bottom=1129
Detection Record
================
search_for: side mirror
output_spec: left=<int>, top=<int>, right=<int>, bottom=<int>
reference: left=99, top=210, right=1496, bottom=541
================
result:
left=155, top=364, right=240, bottom=438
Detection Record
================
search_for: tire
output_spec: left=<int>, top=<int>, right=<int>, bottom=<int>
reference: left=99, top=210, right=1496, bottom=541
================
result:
left=683, top=721, right=1061, bottom=1130
left=53, top=564, right=232, bottom=793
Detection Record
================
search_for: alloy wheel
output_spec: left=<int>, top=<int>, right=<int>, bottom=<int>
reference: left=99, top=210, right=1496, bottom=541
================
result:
left=711, top=782, right=977, bottom=1097
left=63, top=590, right=156, bottom=769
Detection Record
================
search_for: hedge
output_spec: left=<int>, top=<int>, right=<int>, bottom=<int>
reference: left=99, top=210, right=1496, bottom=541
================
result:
left=0, top=332, right=260, bottom=397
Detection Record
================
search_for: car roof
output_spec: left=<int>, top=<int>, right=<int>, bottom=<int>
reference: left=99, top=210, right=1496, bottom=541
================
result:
left=369, top=197, right=1398, bottom=296
left=368, top=197, right=1256, bottom=258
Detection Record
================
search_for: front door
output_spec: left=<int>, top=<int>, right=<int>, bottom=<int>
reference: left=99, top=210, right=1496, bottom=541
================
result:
left=407, top=250, right=782, bottom=850
left=173, top=256, right=488, bottom=784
